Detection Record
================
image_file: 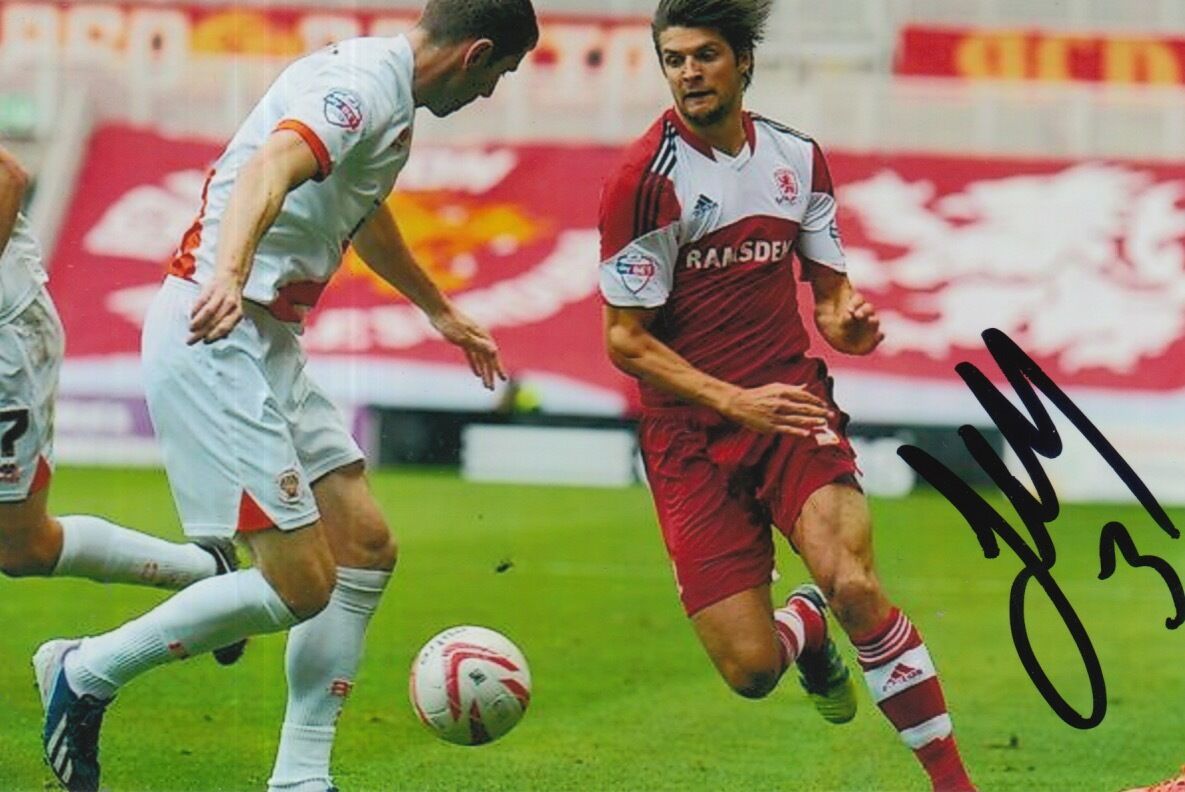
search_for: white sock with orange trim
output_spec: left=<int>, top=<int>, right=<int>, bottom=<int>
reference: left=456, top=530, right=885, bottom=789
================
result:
left=64, top=568, right=296, bottom=700
left=853, top=608, right=975, bottom=792
left=53, top=515, right=217, bottom=587
left=268, top=567, right=391, bottom=792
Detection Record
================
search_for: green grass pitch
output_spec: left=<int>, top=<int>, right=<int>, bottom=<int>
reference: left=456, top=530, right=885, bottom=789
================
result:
left=2, top=466, right=1183, bottom=791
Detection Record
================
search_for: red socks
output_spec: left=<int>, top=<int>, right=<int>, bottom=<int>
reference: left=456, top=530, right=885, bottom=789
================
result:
left=852, top=608, right=975, bottom=792
left=772, top=594, right=825, bottom=670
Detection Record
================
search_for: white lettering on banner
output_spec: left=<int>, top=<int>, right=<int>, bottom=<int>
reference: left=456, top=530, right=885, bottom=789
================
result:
left=56, top=400, right=135, bottom=434
left=369, top=307, right=433, bottom=350
left=1, top=4, right=59, bottom=63
left=3, top=3, right=190, bottom=71
left=63, top=4, right=123, bottom=67
left=84, top=157, right=515, bottom=269
left=529, top=24, right=657, bottom=103
left=84, top=170, right=207, bottom=262
left=398, top=149, right=518, bottom=194
left=0, top=3, right=650, bottom=89
left=367, top=17, right=413, bottom=38
left=302, top=230, right=599, bottom=352
left=0, top=4, right=409, bottom=70
left=303, top=308, right=380, bottom=352
left=684, top=239, right=793, bottom=270
left=126, top=9, right=189, bottom=79
left=841, top=163, right=1185, bottom=373
left=102, top=227, right=597, bottom=341
left=106, top=283, right=161, bottom=328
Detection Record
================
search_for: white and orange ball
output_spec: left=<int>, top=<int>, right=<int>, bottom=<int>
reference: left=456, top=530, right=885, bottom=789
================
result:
left=409, top=625, right=532, bottom=745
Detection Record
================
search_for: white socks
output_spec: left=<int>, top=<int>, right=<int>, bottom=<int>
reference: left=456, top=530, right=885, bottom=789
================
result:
left=58, top=558, right=391, bottom=791
left=268, top=567, right=391, bottom=792
left=65, top=568, right=297, bottom=700
left=53, top=514, right=216, bottom=588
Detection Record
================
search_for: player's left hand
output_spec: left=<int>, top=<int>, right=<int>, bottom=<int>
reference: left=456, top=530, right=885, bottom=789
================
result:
left=189, top=274, right=245, bottom=345
left=430, top=306, right=508, bottom=390
left=832, top=293, right=884, bottom=355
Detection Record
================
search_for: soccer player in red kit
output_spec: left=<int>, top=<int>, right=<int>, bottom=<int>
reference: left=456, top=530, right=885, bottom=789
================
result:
left=599, top=1, right=976, bottom=790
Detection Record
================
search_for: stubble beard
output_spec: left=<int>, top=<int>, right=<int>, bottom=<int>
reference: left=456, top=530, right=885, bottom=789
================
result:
left=681, top=91, right=736, bottom=129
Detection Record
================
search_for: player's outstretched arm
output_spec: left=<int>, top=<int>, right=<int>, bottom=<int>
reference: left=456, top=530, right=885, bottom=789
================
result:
left=604, top=305, right=831, bottom=436
left=188, top=129, right=320, bottom=344
left=0, top=144, right=28, bottom=259
left=353, top=202, right=506, bottom=389
left=803, top=259, right=884, bottom=356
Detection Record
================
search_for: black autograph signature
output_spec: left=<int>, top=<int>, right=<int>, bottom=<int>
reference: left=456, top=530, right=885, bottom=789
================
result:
left=896, top=328, right=1185, bottom=729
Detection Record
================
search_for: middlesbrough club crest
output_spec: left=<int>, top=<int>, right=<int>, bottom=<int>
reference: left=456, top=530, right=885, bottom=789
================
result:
left=774, top=167, right=800, bottom=205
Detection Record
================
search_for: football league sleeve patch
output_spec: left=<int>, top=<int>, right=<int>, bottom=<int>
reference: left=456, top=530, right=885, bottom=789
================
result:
left=598, top=224, right=679, bottom=309
left=275, top=67, right=389, bottom=181
left=797, top=192, right=847, bottom=272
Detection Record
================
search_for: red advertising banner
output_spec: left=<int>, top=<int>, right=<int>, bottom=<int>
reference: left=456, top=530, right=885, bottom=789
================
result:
left=897, top=25, right=1185, bottom=84
left=52, top=124, right=630, bottom=414
left=831, top=153, right=1185, bottom=392
left=49, top=125, right=1185, bottom=419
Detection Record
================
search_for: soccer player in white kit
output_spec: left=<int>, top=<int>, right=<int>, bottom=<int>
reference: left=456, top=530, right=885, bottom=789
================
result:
left=32, top=1, right=539, bottom=789
left=0, top=145, right=243, bottom=614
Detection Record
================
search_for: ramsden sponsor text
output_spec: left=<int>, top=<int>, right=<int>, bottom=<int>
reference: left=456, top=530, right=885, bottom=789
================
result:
left=684, top=239, right=793, bottom=270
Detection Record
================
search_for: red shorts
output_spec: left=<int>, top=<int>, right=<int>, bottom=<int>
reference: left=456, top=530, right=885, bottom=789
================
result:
left=639, top=358, right=859, bottom=617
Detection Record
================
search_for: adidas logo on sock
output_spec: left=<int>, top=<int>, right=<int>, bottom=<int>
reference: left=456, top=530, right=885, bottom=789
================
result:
left=882, top=662, right=923, bottom=694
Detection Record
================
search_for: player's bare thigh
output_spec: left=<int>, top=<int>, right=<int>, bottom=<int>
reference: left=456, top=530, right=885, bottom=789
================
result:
left=690, top=583, right=782, bottom=698
left=311, top=460, right=397, bottom=572
left=793, top=482, right=892, bottom=636
left=0, top=485, right=60, bottom=576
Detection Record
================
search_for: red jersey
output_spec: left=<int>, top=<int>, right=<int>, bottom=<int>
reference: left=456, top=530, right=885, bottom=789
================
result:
left=598, top=109, right=847, bottom=409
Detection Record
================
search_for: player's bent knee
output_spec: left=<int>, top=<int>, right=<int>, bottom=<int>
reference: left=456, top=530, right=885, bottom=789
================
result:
left=265, top=547, right=338, bottom=620
left=0, top=547, right=54, bottom=578
left=369, top=531, right=398, bottom=571
left=354, top=515, right=397, bottom=571
left=323, top=493, right=398, bottom=570
left=829, top=573, right=883, bottom=629
left=717, top=648, right=782, bottom=699
left=723, top=665, right=780, bottom=699
left=0, top=527, right=59, bottom=578
left=280, top=563, right=337, bottom=620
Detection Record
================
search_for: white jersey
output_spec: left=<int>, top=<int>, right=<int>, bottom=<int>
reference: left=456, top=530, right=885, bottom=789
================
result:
left=170, top=36, right=416, bottom=323
left=0, top=212, right=48, bottom=325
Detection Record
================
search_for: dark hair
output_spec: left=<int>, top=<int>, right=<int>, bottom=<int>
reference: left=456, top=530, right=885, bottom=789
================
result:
left=419, top=0, right=540, bottom=61
left=651, top=0, right=772, bottom=88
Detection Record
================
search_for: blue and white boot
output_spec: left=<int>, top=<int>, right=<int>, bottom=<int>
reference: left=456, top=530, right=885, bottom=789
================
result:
left=33, top=639, right=110, bottom=792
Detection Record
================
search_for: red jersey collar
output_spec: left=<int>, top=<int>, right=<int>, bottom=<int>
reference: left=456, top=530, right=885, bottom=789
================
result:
left=666, top=108, right=757, bottom=160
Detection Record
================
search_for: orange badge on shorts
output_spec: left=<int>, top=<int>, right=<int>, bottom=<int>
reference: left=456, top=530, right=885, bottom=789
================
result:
left=277, top=469, right=302, bottom=504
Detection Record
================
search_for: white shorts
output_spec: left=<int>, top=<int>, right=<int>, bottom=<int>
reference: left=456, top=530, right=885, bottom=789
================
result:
left=0, top=288, right=63, bottom=502
left=142, top=277, right=364, bottom=539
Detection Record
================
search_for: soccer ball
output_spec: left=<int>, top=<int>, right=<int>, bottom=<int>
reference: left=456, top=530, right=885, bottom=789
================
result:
left=409, top=625, right=532, bottom=745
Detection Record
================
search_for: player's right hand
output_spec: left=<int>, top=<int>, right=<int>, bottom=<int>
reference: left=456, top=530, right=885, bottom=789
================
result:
left=188, top=275, right=245, bottom=345
left=429, top=305, right=508, bottom=390
left=722, top=383, right=833, bottom=436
